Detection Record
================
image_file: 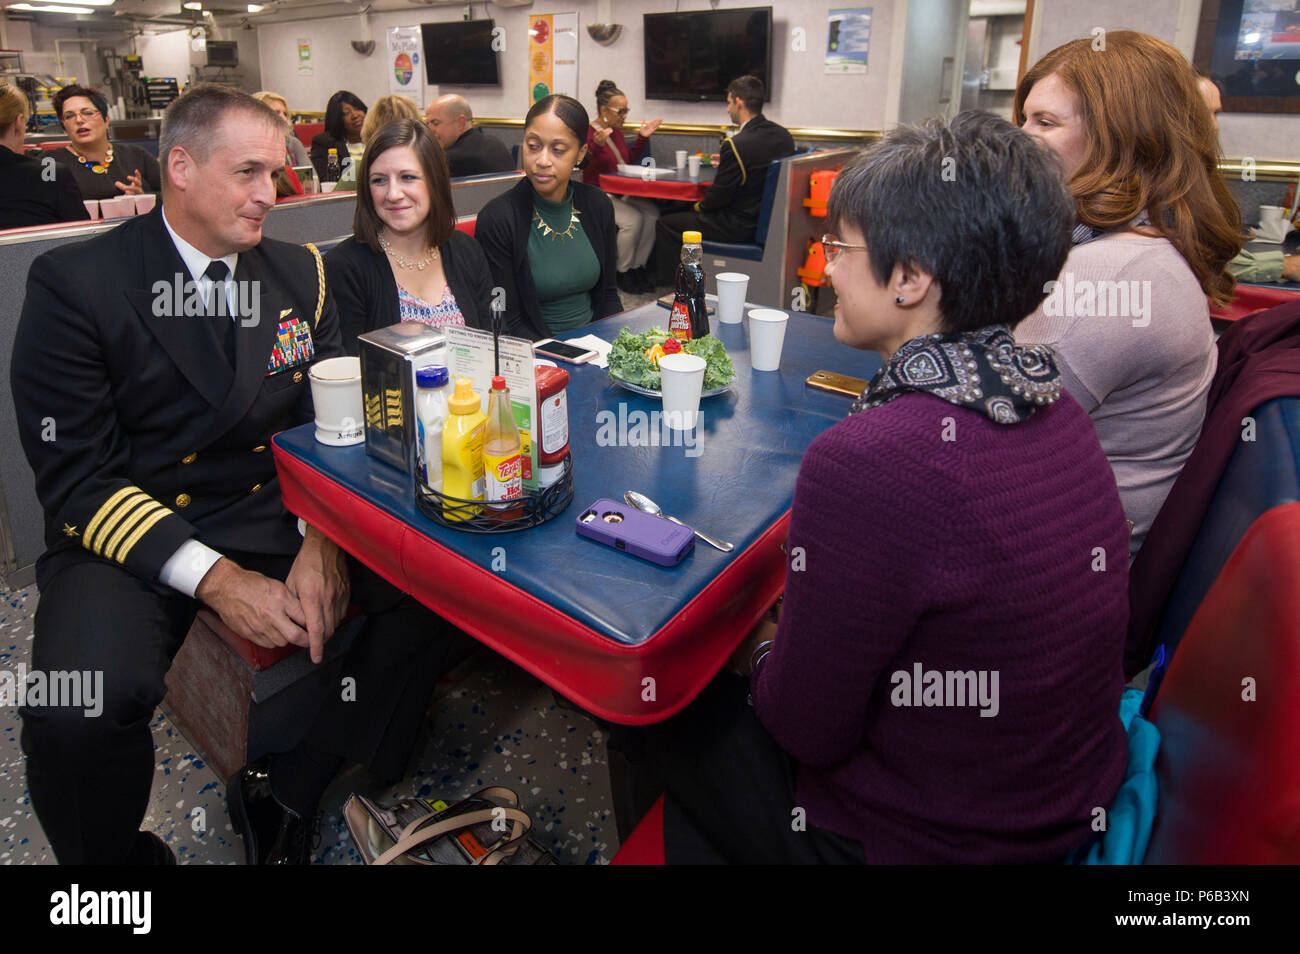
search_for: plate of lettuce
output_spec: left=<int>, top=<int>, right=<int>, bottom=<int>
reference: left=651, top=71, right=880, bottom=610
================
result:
left=606, top=327, right=736, bottom=397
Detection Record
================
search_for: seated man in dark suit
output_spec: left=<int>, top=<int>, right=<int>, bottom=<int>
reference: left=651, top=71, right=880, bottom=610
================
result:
left=652, top=75, right=795, bottom=283
left=424, top=94, right=516, bottom=177
left=12, top=83, right=460, bottom=865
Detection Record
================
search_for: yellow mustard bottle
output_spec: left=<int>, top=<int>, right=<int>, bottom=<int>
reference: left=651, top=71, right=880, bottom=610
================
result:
left=441, top=377, right=486, bottom=521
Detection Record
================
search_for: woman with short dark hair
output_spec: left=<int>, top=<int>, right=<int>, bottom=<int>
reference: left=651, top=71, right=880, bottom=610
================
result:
left=310, top=90, right=367, bottom=180
left=325, top=119, right=495, bottom=354
left=51, top=84, right=160, bottom=201
left=475, top=94, right=621, bottom=339
left=619, top=111, right=1131, bottom=865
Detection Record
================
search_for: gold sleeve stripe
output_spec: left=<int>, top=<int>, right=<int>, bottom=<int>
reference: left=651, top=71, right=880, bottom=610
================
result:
left=103, top=500, right=167, bottom=562
left=726, top=138, right=746, bottom=185
left=305, top=242, right=325, bottom=329
left=85, top=487, right=147, bottom=553
left=114, top=508, right=174, bottom=564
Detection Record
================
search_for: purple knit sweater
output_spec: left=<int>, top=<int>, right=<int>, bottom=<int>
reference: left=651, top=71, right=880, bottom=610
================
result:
left=752, top=391, right=1129, bottom=864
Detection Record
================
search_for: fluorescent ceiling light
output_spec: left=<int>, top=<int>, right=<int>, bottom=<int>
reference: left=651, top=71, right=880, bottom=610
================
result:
left=247, top=3, right=263, bottom=10
left=182, top=1, right=202, bottom=8
left=8, top=3, right=97, bottom=11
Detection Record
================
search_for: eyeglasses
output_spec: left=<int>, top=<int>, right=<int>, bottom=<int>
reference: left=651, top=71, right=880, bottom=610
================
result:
left=821, top=234, right=868, bottom=264
left=61, top=108, right=101, bottom=123
left=606, top=107, right=630, bottom=117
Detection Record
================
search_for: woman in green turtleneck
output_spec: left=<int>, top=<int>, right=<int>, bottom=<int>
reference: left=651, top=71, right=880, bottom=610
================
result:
left=476, top=94, right=623, bottom=339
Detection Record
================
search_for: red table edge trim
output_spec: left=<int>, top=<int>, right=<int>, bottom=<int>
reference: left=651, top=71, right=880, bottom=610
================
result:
left=596, top=173, right=707, bottom=202
left=272, top=436, right=787, bottom=724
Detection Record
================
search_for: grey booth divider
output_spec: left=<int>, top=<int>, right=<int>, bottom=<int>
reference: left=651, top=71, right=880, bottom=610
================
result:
left=0, top=171, right=521, bottom=589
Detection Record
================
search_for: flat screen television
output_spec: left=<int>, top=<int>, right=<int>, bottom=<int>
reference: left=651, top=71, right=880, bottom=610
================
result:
left=643, top=7, right=772, bottom=103
left=206, top=41, right=238, bottom=68
left=421, top=19, right=500, bottom=85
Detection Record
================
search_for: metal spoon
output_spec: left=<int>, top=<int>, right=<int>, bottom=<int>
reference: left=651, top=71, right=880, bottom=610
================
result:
left=624, top=491, right=735, bottom=552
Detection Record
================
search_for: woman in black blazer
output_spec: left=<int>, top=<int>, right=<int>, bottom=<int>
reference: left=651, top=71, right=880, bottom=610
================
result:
left=0, top=84, right=88, bottom=230
left=310, top=90, right=367, bottom=180
left=326, top=119, right=494, bottom=355
left=475, top=94, right=622, bottom=341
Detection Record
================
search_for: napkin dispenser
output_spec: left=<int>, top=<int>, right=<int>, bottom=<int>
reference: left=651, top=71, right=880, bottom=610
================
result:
left=358, top=323, right=447, bottom=474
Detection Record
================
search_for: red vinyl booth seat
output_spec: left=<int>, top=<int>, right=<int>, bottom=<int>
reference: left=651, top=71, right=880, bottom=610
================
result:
left=613, top=504, right=1300, bottom=866
left=610, top=796, right=665, bottom=865
left=1144, top=502, right=1300, bottom=864
left=294, top=122, right=324, bottom=150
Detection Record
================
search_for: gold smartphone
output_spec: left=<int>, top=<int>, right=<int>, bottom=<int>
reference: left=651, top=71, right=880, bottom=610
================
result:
left=805, top=370, right=869, bottom=398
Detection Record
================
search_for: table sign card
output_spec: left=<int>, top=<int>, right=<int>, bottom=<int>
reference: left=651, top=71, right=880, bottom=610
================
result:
left=443, top=327, right=541, bottom=491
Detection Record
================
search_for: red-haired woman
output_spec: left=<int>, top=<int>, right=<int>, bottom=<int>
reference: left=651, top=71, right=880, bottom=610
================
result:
left=1014, top=31, right=1241, bottom=560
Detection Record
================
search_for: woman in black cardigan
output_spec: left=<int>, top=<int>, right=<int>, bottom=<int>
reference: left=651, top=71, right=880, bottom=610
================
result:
left=325, top=119, right=494, bottom=355
left=475, top=94, right=622, bottom=341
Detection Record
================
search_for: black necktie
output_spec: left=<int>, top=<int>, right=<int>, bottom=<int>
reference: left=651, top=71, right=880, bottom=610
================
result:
left=203, top=260, right=236, bottom=366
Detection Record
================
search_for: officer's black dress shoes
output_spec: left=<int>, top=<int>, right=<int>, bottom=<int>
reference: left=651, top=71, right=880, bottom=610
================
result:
left=228, top=757, right=319, bottom=865
left=127, top=830, right=177, bottom=865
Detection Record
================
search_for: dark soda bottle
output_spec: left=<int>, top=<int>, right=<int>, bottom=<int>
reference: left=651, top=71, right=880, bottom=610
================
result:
left=668, top=230, right=709, bottom=341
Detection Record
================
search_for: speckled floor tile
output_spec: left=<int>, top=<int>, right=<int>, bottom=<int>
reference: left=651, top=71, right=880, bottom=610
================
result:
left=1, top=582, right=617, bottom=865
left=315, top=651, right=617, bottom=865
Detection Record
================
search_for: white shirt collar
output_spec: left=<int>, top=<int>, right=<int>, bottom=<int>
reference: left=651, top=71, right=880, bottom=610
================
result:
left=162, top=209, right=238, bottom=284
left=737, top=117, right=752, bottom=134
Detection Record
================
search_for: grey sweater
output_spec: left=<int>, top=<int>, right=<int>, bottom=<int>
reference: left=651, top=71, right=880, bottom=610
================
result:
left=1016, top=235, right=1216, bottom=560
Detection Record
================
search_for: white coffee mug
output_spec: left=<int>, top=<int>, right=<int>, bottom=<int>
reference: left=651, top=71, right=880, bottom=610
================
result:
left=309, top=356, right=365, bottom=446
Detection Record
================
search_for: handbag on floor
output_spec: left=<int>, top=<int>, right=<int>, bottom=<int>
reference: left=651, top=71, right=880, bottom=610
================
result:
left=344, top=785, right=557, bottom=865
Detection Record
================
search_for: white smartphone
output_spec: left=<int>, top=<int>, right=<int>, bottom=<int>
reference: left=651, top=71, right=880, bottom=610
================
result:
left=534, top=339, right=599, bottom=365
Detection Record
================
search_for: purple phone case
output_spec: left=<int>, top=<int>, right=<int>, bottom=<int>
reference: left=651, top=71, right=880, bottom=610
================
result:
left=575, top=499, right=695, bottom=567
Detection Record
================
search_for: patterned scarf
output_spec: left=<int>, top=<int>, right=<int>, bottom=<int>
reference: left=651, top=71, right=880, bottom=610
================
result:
left=848, top=325, right=1062, bottom=424
left=1073, top=210, right=1153, bottom=246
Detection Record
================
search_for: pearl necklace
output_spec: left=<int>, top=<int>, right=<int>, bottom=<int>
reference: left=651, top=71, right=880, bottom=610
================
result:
left=379, top=234, right=439, bottom=270
left=67, top=143, right=113, bottom=174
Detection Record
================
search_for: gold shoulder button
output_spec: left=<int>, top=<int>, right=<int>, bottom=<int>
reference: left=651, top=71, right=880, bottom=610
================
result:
left=175, top=493, right=192, bottom=508
left=181, top=453, right=197, bottom=465
left=250, top=483, right=262, bottom=494
left=292, top=370, right=304, bottom=383
left=252, top=445, right=267, bottom=453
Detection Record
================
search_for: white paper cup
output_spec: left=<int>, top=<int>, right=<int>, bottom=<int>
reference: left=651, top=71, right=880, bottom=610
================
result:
left=687, top=155, right=701, bottom=178
left=82, top=199, right=100, bottom=219
left=309, top=356, right=365, bottom=446
left=675, top=149, right=687, bottom=170
left=319, top=180, right=339, bottom=194
left=103, top=196, right=134, bottom=218
left=715, top=273, right=749, bottom=324
left=748, top=308, right=789, bottom=371
left=133, top=193, right=156, bottom=214
left=1260, top=205, right=1286, bottom=226
left=658, top=352, right=707, bottom=431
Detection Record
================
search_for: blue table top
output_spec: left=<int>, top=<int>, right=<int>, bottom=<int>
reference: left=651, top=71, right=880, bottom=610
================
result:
left=275, top=302, right=881, bottom=645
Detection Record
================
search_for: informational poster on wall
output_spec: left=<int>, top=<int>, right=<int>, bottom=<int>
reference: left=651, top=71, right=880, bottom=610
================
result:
left=527, top=13, right=579, bottom=104
left=388, top=26, right=423, bottom=108
left=298, top=38, right=313, bottom=76
left=825, top=8, right=871, bottom=74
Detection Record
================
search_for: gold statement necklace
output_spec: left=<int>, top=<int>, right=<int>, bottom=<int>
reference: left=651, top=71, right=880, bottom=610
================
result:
left=68, top=143, right=113, bottom=175
left=379, top=234, right=439, bottom=270
left=533, top=205, right=582, bottom=242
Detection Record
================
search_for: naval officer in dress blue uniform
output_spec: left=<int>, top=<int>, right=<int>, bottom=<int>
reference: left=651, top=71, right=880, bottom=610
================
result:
left=11, top=84, right=458, bottom=865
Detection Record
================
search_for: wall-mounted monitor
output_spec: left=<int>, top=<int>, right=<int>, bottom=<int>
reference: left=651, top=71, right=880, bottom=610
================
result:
left=206, top=41, right=238, bottom=68
left=643, top=6, right=772, bottom=102
left=421, top=19, right=500, bottom=85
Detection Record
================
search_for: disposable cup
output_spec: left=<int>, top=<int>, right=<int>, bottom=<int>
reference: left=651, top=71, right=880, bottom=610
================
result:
left=82, top=199, right=100, bottom=219
left=658, top=352, right=707, bottom=431
left=309, top=356, right=365, bottom=445
left=675, top=150, right=687, bottom=170
left=748, top=308, right=789, bottom=371
left=687, top=155, right=701, bottom=178
left=715, top=273, right=749, bottom=324
left=319, top=180, right=339, bottom=194
left=133, top=193, right=157, bottom=214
